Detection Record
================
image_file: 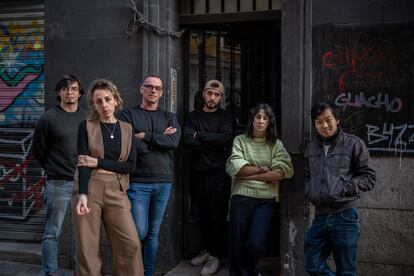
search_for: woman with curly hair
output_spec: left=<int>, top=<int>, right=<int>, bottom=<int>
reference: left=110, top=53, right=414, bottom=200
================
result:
left=72, top=79, right=143, bottom=276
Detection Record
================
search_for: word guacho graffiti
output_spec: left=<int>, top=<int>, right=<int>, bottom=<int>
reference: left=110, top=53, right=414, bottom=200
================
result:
left=0, top=19, right=44, bottom=220
left=313, top=24, right=414, bottom=156
left=335, top=92, right=402, bottom=113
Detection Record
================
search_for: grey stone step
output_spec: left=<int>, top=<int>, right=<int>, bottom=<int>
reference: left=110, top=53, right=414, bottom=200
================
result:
left=0, top=242, right=41, bottom=265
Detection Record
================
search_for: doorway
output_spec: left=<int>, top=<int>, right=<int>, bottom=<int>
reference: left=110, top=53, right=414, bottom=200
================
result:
left=182, top=20, right=282, bottom=263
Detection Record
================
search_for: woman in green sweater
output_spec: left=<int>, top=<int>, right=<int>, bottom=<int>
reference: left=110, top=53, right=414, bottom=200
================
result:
left=226, top=103, right=294, bottom=276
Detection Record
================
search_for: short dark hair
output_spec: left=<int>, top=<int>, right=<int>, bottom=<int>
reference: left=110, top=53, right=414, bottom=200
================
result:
left=55, top=74, right=84, bottom=101
left=246, top=103, right=278, bottom=145
left=311, top=101, right=340, bottom=122
left=142, top=74, right=163, bottom=85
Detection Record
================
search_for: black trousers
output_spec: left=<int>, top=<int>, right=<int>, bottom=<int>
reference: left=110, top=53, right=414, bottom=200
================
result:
left=190, top=168, right=230, bottom=257
left=229, top=195, right=277, bottom=276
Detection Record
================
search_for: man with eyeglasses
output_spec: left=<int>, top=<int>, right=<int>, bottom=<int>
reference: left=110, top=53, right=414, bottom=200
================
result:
left=184, top=79, right=233, bottom=276
left=119, top=74, right=181, bottom=276
left=32, top=74, right=86, bottom=276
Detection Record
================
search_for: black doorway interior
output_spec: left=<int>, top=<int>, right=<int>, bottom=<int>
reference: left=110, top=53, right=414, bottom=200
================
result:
left=182, top=20, right=281, bottom=266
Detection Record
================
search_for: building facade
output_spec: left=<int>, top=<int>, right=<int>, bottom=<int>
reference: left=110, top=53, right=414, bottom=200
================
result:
left=0, top=0, right=413, bottom=275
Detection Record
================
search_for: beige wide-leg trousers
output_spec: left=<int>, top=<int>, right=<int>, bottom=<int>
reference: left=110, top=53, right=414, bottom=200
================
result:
left=72, top=171, right=143, bottom=276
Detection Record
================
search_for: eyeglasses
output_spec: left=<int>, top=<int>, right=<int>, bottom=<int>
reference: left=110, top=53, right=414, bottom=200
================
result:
left=60, top=86, right=79, bottom=93
left=143, top=84, right=163, bottom=92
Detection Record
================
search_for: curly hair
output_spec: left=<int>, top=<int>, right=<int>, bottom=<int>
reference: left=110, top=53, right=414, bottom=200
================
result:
left=87, top=79, right=124, bottom=120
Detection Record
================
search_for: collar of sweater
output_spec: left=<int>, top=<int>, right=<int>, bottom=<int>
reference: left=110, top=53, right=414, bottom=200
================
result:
left=252, top=136, right=266, bottom=143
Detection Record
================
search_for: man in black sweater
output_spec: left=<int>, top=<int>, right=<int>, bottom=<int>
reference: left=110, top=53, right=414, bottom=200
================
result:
left=119, top=75, right=181, bottom=276
left=32, top=74, right=86, bottom=276
left=184, top=79, right=233, bottom=276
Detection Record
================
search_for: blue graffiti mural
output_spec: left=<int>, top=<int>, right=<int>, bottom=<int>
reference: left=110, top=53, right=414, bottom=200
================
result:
left=0, top=20, right=44, bottom=220
left=0, top=20, right=44, bottom=126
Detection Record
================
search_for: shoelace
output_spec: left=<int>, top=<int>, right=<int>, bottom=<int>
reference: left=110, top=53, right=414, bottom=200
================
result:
left=205, top=258, right=215, bottom=268
left=195, top=251, right=206, bottom=259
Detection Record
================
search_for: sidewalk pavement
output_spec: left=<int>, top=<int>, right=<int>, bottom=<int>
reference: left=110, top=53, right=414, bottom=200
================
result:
left=0, top=260, right=73, bottom=276
left=0, top=259, right=212, bottom=276
left=0, top=242, right=279, bottom=275
left=0, top=259, right=279, bottom=276
left=0, top=260, right=224, bottom=276
left=165, top=258, right=279, bottom=276
left=0, top=242, right=72, bottom=276
left=165, top=260, right=229, bottom=276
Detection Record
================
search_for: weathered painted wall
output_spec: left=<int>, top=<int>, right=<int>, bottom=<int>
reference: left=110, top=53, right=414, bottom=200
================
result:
left=281, top=0, right=414, bottom=275
left=358, top=157, right=414, bottom=275
left=44, top=0, right=182, bottom=273
left=0, top=6, right=45, bottom=241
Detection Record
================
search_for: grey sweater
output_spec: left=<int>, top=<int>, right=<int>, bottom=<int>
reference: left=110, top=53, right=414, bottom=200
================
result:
left=32, top=105, right=87, bottom=180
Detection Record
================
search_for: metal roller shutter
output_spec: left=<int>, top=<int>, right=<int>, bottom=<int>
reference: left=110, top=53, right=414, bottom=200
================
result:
left=0, top=2, right=45, bottom=241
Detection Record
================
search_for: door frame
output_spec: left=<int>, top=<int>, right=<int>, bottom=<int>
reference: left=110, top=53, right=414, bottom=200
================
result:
left=180, top=17, right=282, bottom=259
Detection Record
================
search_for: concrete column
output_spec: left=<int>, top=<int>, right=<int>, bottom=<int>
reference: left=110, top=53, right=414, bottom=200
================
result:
left=142, top=0, right=183, bottom=274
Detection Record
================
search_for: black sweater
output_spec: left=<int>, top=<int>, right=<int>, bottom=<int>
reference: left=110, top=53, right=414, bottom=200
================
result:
left=118, top=106, right=181, bottom=183
left=32, top=106, right=87, bottom=180
left=77, top=120, right=136, bottom=194
left=184, top=108, right=233, bottom=170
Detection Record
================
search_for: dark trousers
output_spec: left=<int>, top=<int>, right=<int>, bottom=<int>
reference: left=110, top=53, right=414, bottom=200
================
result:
left=305, top=208, right=360, bottom=276
left=229, top=195, right=276, bottom=276
left=190, top=168, right=230, bottom=257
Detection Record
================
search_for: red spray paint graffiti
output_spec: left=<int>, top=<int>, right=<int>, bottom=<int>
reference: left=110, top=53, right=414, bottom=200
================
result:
left=321, top=43, right=398, bottom=93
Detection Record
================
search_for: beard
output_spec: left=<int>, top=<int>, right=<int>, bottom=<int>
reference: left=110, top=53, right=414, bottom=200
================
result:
left=205, top=101, right=219, bottom=110
left=64, top=98, right=77, bottom=105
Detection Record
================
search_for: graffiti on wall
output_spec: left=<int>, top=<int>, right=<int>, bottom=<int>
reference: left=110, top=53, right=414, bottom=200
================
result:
left=313, top=24, right=414, bottom=156
left=0, top=20, right=44, bottom=220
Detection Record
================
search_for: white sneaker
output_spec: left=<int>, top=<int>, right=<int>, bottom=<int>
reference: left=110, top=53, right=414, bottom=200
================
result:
left=200, top=256, right=220, bottom=276
left=190, top=250, right=211, bottom=266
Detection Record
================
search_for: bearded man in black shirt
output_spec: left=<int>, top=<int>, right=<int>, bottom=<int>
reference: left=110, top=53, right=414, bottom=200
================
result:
left=184, top=79, right=234, bottom=276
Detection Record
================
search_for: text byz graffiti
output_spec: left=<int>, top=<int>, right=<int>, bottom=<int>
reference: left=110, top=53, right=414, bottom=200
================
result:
left=366, top=123, right=414, bottom=153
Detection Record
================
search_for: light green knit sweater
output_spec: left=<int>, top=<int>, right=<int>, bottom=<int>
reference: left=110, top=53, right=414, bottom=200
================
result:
left=226, top=134, right=294, bottom=201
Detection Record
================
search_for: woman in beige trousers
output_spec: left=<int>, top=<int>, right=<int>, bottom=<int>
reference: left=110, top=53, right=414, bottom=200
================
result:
left=72, top=79, right=143, bottom=276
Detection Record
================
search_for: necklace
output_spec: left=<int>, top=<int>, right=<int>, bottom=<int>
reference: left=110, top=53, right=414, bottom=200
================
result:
left=102, top=121, right=117, bottom=139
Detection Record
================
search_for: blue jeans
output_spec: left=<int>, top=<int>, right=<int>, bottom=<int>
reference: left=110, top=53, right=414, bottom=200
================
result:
left=128, top=182, right=172, bottom=276
left=41, top=179, right=75, bottom=275
left=305, top=208, right=360, bottom=276
left=229, top=195, right=276, bottom=276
